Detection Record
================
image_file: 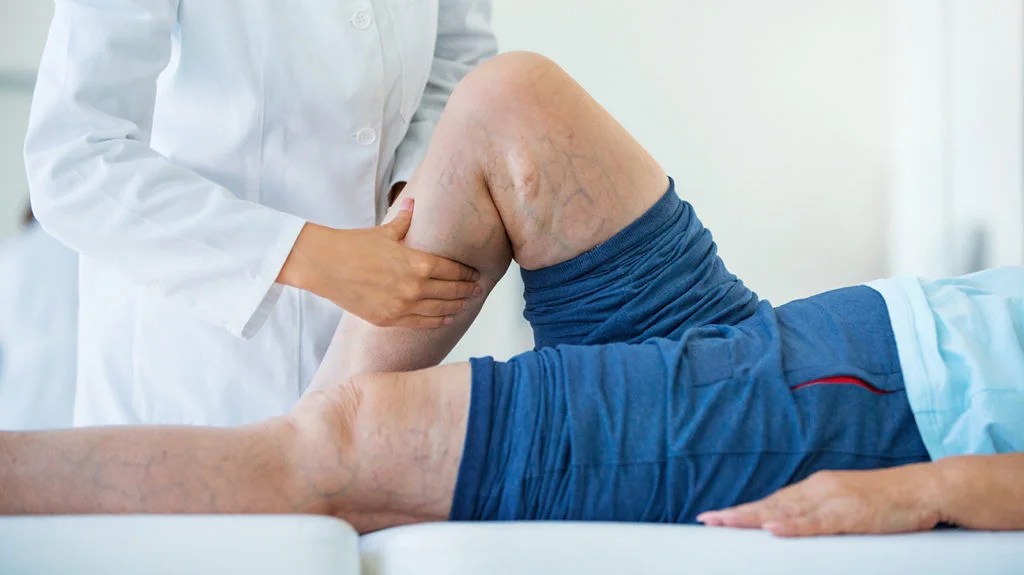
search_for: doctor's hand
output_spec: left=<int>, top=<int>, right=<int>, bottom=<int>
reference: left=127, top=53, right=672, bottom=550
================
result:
left=278, top=198, right=481, bottom=328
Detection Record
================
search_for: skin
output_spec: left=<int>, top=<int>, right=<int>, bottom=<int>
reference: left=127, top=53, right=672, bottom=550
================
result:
left=277, top=204, right=482, bottom=329
left=1, top=52, right=1022, bottom=537
left=698, top=454, right=1024, bottom=537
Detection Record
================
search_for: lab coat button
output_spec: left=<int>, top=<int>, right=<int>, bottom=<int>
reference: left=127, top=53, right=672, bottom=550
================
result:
left=355, top=128, right=377, bottom=145
left=351, top=9, right=373, bottom=30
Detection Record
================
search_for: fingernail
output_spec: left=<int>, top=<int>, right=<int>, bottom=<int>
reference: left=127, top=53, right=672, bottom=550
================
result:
left=443, top=316, right=453, bottom=325
left=697, top=514, right=721, bottom=527
left=473, top=285, right=483, bottom=297
left=401, top=198, right=414, bottom=211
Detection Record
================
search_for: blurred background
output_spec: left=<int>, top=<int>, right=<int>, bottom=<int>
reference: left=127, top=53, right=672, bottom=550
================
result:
left=1, top=1, right=1021, bottom=425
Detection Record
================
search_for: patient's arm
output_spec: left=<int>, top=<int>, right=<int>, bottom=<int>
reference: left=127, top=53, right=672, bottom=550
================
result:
left=697, top=454, right=1024, bottom=536
left=934, top=454, right=1024, bottom=530
left=0, top=419, right=317, bottom=515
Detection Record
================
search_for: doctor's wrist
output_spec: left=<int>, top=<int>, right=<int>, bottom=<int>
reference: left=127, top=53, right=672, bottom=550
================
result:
left=277, top=222, right=333, bottom=295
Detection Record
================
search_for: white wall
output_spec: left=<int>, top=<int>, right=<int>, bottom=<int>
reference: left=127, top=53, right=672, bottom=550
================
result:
left=886, top=0, right=1024, bottom=277
left=492, top=0, right=891, bottom=304
left=0, top=1, right=53, bottom=237
left=0, top=0, right=898, bottom=303
left=0, top=1, right=53, bottom=70
left=2, top=1, right=1018, bottom=366
left=450, top=0, right=898, bottom=363
left=0, top=90, right=34, bottom=236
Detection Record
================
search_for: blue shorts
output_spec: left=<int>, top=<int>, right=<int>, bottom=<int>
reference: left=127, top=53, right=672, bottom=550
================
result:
left=450, top=180, right=930, bottom=522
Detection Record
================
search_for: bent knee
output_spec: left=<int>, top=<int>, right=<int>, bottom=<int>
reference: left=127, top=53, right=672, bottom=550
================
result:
left=449, top=51, right=570, bottom=124
left=471, top=50, right=564, bottom=86
left=341, top=367, right=471, bottom=519
left=447, top=53, right=576, bottom=230
left=345, top=366, right=472, bottom=469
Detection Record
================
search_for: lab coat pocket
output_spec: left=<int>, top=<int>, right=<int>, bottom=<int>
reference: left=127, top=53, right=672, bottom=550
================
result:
left=132, top=290, right=302, bottom=425
left=390, top=0, right=439, bottom=120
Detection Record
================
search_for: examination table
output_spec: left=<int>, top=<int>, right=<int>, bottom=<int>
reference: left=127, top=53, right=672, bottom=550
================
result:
left=2, top=515, right=1023, bottom=574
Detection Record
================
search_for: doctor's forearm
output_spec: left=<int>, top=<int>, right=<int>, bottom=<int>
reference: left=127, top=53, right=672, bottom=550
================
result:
left=0, top=419, right=315, bottom=515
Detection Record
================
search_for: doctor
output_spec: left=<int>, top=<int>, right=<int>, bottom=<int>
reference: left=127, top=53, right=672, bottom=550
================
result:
left=0, top=207, right=78, bottom=430
left=24, top=1, right=496, bottom=426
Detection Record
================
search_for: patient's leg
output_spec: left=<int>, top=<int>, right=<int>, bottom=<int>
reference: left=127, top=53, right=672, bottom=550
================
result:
left=0, top=53, right=667, bottom=531
left=314, top=51, right=667, bottom=381
left=0, top=366, right=468, bottom=534
left=0, top=418, right=305, bottom=515
left=0, top=54, right=718, bottom=533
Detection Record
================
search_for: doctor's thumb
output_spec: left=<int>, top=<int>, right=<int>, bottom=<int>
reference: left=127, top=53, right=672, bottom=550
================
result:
left=383, top=198, right=414, bottom=241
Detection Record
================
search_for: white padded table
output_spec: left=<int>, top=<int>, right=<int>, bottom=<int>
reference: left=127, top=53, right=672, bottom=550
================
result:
left=0, top=515, right=358, bottom=575
left=361, top=522, right=1024, bottom=575
left=2, top=516, right=1023, bottom=574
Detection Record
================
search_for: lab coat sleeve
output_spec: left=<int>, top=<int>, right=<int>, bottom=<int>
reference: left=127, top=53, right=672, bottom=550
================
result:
left=24, top=0, right=306, bottom=340
left=389, top=0, right=499, bottom=188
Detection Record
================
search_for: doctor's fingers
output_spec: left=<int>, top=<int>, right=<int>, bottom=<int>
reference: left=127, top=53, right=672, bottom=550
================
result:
left=415, top=277, right=482, bottom=301
left=408, top=298, right=469, bottom=318
left=390, top=314, right=456, bottom=329
left=411, top=251, right=481, bottom=282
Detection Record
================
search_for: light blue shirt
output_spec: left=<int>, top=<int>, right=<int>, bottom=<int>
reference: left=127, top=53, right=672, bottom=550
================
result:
left=868, top=267, right=1024, bottom=459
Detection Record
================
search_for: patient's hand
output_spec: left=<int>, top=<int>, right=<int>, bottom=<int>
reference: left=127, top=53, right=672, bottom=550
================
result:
left=699, top=454, right=1024, bottom=537
left=696, top=464, right=942, bottom=537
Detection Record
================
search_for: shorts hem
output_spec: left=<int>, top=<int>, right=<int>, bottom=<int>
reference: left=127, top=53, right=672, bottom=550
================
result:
left=448, top=356, right=496, bottom=520
left=520, top=177, right=680, bottom=290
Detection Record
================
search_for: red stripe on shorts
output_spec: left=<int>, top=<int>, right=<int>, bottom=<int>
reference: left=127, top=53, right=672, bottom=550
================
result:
left=790, top=375, right=891, bottom=395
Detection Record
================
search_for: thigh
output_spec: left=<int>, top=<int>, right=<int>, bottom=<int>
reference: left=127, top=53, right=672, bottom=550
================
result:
left=522, top=179, right=759, bottom=349
left=451, top=287, right=930, bottom=522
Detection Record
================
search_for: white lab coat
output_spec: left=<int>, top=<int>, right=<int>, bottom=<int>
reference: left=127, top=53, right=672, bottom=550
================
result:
left=0, top=223, right=78, bottom=430
left=25, top=0, right=497, bottom=426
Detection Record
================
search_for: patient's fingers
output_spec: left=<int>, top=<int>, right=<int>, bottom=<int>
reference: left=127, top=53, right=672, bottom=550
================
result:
left=696, top=507, right=758, bottom=528
left=697, top=485, right=812, bottom=528
left=763, top=515, right=831, bottom=538
left=699, top=466, right=943, bottom=537
left=706, top=505, right=843, bottom=537
left=697, top=502, right=770, bottom=528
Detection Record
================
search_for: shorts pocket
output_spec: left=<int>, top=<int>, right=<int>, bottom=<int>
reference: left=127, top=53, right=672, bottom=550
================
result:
left=683, top=328, right=735, bottom=386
